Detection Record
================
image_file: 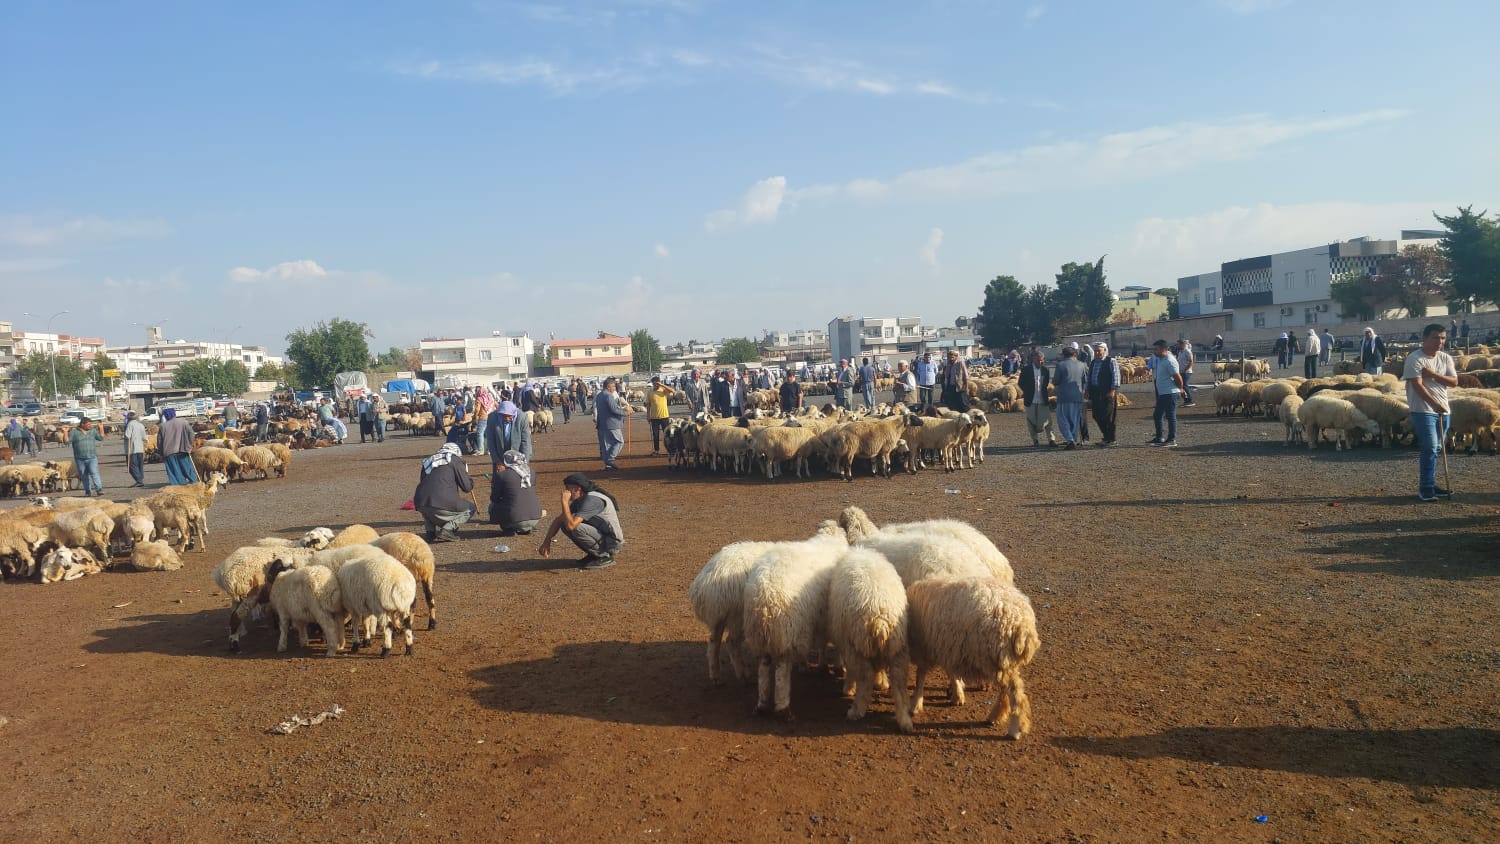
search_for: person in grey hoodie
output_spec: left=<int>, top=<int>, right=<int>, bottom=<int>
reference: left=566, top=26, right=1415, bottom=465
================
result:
left=1051, top=346, right=1088, bottom=449
left=124, top=411, right=147, bottom=487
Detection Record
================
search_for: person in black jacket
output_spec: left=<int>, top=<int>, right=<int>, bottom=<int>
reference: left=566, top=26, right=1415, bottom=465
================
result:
left=489, top=450, right=543, bottom=536
left=413, top=443, right=475, bottom=542
left=1018, top=350, right=1057, bottom=447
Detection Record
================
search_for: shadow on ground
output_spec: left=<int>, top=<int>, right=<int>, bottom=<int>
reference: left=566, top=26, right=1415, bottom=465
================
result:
left=1055, top=726, right=1500, bottom=790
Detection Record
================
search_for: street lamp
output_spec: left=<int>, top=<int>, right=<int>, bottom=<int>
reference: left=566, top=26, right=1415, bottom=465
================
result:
left=23, top=310, right=69, bottom=402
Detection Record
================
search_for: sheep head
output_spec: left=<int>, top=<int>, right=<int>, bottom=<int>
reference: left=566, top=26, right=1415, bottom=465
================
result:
left=302, top=527, right=336, bottom=550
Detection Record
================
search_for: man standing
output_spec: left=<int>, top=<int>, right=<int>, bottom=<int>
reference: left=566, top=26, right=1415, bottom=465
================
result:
left=726, top=369, right=746, bottom=417
left=1019, top=350, right=1056, bottom=447
left=124, top=410, right=147, bottom=487
left=1089, top=342, right=1121, bottom=447
left=834, top=359, right=855, bottom=410
left=1460, top=318, right=1470, bottom=348
left=222, top=400, right=240, bottom=430
left=254, top=401, right=270, bottom=443
left=594, top=377, right=630, bottom=470
left=1404, top=323, right=1458, bottom=501
left=157, top=407, right=199, bottom=485
left=429, top=392, right=447, bottom=437
left=681, top=369, right=709, bottom=417
left=858, top=357, right=877, bottom=409
left=1148, top=339, right=1186, bottom=448
left=892, top=361, right=916, bottom=405
left=941, top=350, right=970, bottom=411
left=646, top=376, right=673, bottom=456
left=484, top=400, right=531, bottom=468
left=1320, top=328, right=1334, bottom=366
left=1051, top=347, right=1087, bottom=449
left=69, top=418, right=105, bottom=496
left=356, top=394, right=373, bottom=443
left=1174, top=339, right=1196, bottom=406
left=370, top=395, right=387, bottom=443
left=574, top=378, right=589, bottom=413
left=1302, top=328, right=1321, bottom=379
left=779, top=370, right=803, bottom=413
left=914, top=352, right=938, bottom=407
left=1359, top=327, right=1387, bottom=376
left=1274, top=332, right=1289, bottom=369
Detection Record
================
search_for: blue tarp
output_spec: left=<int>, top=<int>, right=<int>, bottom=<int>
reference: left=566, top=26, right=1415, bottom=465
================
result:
left=383, top=378, right=430, bottom=394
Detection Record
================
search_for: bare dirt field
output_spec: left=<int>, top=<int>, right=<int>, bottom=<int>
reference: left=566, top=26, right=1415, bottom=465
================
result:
left=2, top=393, right=1497, bottom=842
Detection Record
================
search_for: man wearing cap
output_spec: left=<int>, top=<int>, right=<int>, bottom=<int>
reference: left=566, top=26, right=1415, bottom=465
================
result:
left=1088, top=342, right=1121, bottom=447
left=681, top=369, right=709, bottom=416
left=646, top=376, right=673, bottom=456
left=941, top=350, right=970, bottom=412
left=1359, top=327, right=1386, bottom=376
left=1148, top=339, right=1186, bottom=447
left=593, top=376, right=630, bottom=470
left=484, top=399, right=532, bottom=469
left=914, top=352, right=938, bottom=407
left=1174, top=339, right=1196, bottom=406
left=834, top=359, right=855, bottom=410
left=124, top=410, right=148, bottom=487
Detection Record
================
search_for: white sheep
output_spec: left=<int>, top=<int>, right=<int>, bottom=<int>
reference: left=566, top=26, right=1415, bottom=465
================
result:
left=741, top=528, right=850, bottom=718
left=46, top=507, right=114, bottom=564
left=234, top=445, right=282, bottom=480
left=263, top=559, right=346, bottom=657
left=906, top=576, right=1040, bottom=739
left=0, top=520, right=48, bottom=579
left=1280, top=394, right=1306, bottom=447
left=212, top=545, right=318, bottom=652
left=827, top=546, right=913, bottom=733
left=749, top=424, right=818, bottom=480
left=839, top=506, right=1014, bottom=583
left=1298, top=393, right=1380, bottom=451
left=336, top=552, right=418, bottom=657
left=40, top=546, right=105, bottom=583
left=254, top=527, right=336, bottom=550
left=369, top=532, right=438, bottom=630
left=328, top=523, right=380, bottom=548
left=130, top=539, right=183, bottom=571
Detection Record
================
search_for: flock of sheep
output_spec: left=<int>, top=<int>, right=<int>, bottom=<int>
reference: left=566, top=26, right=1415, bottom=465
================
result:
left=690, top=506, right=1038, bottom=736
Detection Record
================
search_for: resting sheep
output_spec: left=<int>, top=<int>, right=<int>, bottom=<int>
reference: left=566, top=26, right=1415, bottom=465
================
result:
left=254, top=527, right=336, bottom=550
left=827, top=546, right=914, bottom=733
left=46, top=507, right=114, bottom=564
left=40, top=546, right=104, bottom=583
left=328, top=523, right=380, bottom=548
left=130, top=539, right=183, bottom=571
left=336, top=552, right=418, bottom=657
left=906, top=576, right=1040, bottom=739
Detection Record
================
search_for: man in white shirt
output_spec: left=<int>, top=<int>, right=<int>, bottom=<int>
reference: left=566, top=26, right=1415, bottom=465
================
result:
left=1403, top=323, right=1458, bottom=501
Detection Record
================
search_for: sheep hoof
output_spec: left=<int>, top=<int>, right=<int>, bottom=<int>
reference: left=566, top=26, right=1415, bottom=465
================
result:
left=753, top=703, right=772, bottom=717
left=228, top=641, right=241, bottom=654
left=380, top=647, right=391, bottom=658
left=845, top=707, right=864, bottom=721
left=426, top=618, right=437, bottom=630
left=404, top=645, right=413, bottom=656
left=349, top=641, right=361, bottom=653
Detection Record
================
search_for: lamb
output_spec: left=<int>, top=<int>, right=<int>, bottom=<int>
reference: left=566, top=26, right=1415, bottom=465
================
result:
left=741, top=527, right=850, bottom=718
left=839, top=506, right=1014, bottom=584
left=234, top=445, right=282, bottom=480
left=961, top=410, right=991, bottom=466
left=689, top=520, right=845, bottom=685
left=40, top=546, right=105, bottom=583
left=1298, top=393, right=1380, bottom=451
left=328, top=523, right=380, bottom=548
left=254, top=527, right=336, bottom=550
left=141, top=492, right=206, bottom=553
left=190, top=446, right=244, bottom=480
left=336, top=552, right=418, bottom=657
left=369, top=532, right=438, bottom=629
left=262, top=558, right=346, bottom=657
left=130, top=539, right=183, bottom=571
left=1259, top=381, right=1299, bottom=418
left=827, top=547, right=914, bottom=732
left=153, top=471, right=229, bottom=537
left=212, top=545, right=318, bottom=652
left=906, top=576, right=1040, bottom=739
left=1280, top=394, right=1306, bottom=446
left=46, top=507, right=114, bottom=563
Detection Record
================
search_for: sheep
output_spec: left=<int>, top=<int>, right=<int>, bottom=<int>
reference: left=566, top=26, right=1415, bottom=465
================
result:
left=328, top=523, right=380, bottom=549
left=152, top=471, right=229, bottom=538
left=1298, top=393, right=1380, bottom=451
left=689, top=520, right=845, bottom=685
left=212, top=545, right=318, bottom=652
left=234, top=445, right=282, bottom=480
left=336, top=552, right=418, bottom=657
left=1280, top=394, right=1306, bottom=446
left=130, top=539, right=183, bottom=571
left=698, top=423, right=754, bottom=473
left=254, top=526, right=336, bottom=550
left=741, top=527, right=851, bottom=718
left=46, top=507, right=114, bottom=564
left=1342, top=390, right=1411, bottom=448
left=40, top=546, right=105, bottom=583
left=903, top=413, right=973, bottom=472
left=1, top=464, right=60, bottom=496
left=0, top=520, right=48, bottom=578
left=529, top=408, right=554, bottom=433
left=1213, top=379, right=1246, bottom=416
left=191, top=446, right=244, bottom=480
left=1259, top=381, right=1299, bottom=418
left=827, top=547, right=914, bottom=733
left=122, top=501, right=156, bottom=546
left=1448, top=395, right=1500, bottom=455
left=961, top=409, right=991, bottom=466
left=264, top=442, right=293, bottom=477
left=839, top=506, right=1014, bottom=584
left=824, top=413, right=913, bottom=480
left=906, top=576, right=1040, bottom=739
left=369, top=532, right=438, bottom=629
left=262, top=559, right=346, bottom=657
left=141, top=493, right=206, bottom=553
left=43, top=459, right=80, bottom=491
left=749, top=423, right=818, bottom=480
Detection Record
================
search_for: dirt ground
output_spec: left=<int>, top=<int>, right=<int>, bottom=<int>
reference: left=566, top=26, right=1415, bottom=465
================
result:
left=1, top=392, right=1497, bottom=842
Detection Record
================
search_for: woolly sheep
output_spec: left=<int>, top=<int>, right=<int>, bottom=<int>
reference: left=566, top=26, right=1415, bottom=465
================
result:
left=336, top=552, right=418, bottom=657
left=749, top=424, right=818, bottom=480
left=191, top=446, right=244, bottom=480
left=1448, top=395, right=1500, bottom=455
left=40, top=546, right=104, bottom=583
left=130, top=539, right=183, bottom=571
left=1298, top=393, right=1380, bottom=451
left=264, top=442, right=293, bottom=477
left=46, top=507, right=113, bottom=563
left=212, top=545, right=318, bottom=652
left=906, top=576, right=1040, bottom=739
left=369, top=532, right=438, bottom=629
left=328, top=523, right=380, bottom=548
left=254, top=527, right=336, bottom=550
left=741, top=528, right=850, bottom=718
left=902, top=413, right=973, bottom=472
left=263, top=559, right=346, bottom=657
left=839, top=506, right=1014, bottom=584
left=0, top=520, right=48, bottom=578
left=1280, top=394, right=1305, bottom=447
left=1342, top=389, right=1411, bottom=448
left=123, top=502, right=156, bottom=546
left=234, top=445, right=282, bottom=480
left=824, top=414, right=912, bottom=480
left=43, top=459, right=80, bottom=491
left=827, top=547, right=913, bottom=733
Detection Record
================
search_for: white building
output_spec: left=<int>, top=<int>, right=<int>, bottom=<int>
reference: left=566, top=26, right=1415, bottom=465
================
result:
left=107, top=338, right=282, bottom=389
left=827, top=316, right=930, bottom=363
left=419, top=332, right=534, bottom=387
left=765, top=328, right=828, bottom=349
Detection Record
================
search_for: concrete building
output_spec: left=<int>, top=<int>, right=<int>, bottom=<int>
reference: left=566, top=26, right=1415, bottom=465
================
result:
left=418, top=332, right=534, bottom=388
left=827, top=316, right=930, bottom=363
left=1110, top=286, right=1171, bottom=324
left=107, top=338, right=283, bottom=390
left=2, top=323, right=108, bottom=399
left=549, top=332, right=632, bottom=378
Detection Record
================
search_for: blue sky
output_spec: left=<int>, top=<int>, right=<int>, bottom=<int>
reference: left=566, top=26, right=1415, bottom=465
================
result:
left=3, top=0, right=1496, bottom=354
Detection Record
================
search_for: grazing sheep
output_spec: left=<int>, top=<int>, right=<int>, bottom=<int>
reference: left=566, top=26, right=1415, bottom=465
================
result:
left=40, top=546, right=105, bottom=583
left=741, top=528, right=850, bottom=718
left=191, top=446, right=244, bottom=480
left=369, top=532, right=438, bottom=629
left=336, top=552, right=418, bottom=657
left=43, top=459, right=80, bottom=491
left=1342, top=389, right=1412, bottom=448
left=1298, top=393, right=1380, bottom=451
left=839, top=506, right=1014, bottom=583
left=827, top=546, right=914, bottom=732
left=212, top=545, right=318, bottom=652
left=46, top=507, right=114, bottom=564
left=328, top=523, right=379, bottom=548
left=130, top=539, right=183, bottom=571
left=906, top=576, right=1040, bottom=739
left=823, top=414, right=913, bottom=480
left=234, top=445, right=282, bottom=480
left=1280, top=394, right=1306, bottom=446
left=1448, top=395, right=1500, bottom=454
left=749, top=423, right=818, bottom=480
left=262, top=559, right=346, bottom=657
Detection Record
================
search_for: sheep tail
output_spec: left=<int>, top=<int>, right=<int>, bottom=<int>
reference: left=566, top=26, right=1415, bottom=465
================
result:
left=1012, top=625, right=1041, bottom=666
left=838, top=506, right=878, bottom=542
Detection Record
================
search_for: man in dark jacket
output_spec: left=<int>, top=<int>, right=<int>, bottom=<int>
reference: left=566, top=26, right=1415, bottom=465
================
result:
left=1359, top=327, right=1388, bottom=375
left=1018, top=350, right=1057, bottom=447
left=1088, top=342, right=1122, bottom=447
left=413, top=443, right=474, bottom=542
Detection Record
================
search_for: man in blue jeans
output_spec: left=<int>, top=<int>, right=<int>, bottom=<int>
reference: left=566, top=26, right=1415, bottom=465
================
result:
left=1403, top=323, right=1457, bottom=501
left=69, top=417, right=105, bottom=496
left=1147, top=339, right=1186, bottom=448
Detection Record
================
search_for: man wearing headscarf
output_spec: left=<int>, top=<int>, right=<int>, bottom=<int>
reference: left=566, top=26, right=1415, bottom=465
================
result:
left=538, top=473, right=623, bottom=569
left=484, top=400, right=531, bottom=468
left=1359, top=327, right=1387, bottom=376
left=1302, top=328, right=1321, bottom=379
left=157, top=407, right=199, bottom=485
left=488, top=450, right=544, bottom=536
left=414, top=443, right=475, bottom=542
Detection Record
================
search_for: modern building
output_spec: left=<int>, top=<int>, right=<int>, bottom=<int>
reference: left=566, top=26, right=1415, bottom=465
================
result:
left=827, top=316, right=931, bottom=363
left=107, top=338, right=284, bottom=389
left=2, top=323, right=109, bottom=399
left=1110, top=286, right=1171, bottom=324
left=548, top=331, right=632, bottom=378
left=418, top=331, right=534, bottom=388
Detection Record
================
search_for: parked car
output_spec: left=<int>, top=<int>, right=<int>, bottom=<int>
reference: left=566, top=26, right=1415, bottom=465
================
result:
left=21, top=402, right=44, bottom=416
left=60, top=408, right=107, bottom=424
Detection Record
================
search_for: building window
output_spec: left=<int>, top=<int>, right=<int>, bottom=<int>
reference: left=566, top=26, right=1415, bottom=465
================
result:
left=1253, top=312, right=1266, bottom=328
left=1205, top=287, right=1217, bottom=305
left=1305, top=308, right=1318, bottom=325
left=480, top=350, right=492, bottom=361
left=512, top=338, right=520, bottom=346
left=585, top=348, right=593, bottom=357
left=1305, top=269, right=1316, bottom=288
left=1284, top=272, right=1294, bottom=290
left=562, top=349, right=572, bottom=358
left=513, top=357, right=521, bottom=366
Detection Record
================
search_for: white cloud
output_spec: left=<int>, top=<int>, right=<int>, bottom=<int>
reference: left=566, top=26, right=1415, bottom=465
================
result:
left=391, top=58, right=639, bottom=95
left=0, top=215, right=171, bottom=248
left=921, top=227, right=945, bottom=269
left=654, top=243, right=671, bottom=258
left=227, top=260, right=329, bottom=284
left=704, top=176, right=788, bottom=231
left=1024, top=4, right=1047, bottom=23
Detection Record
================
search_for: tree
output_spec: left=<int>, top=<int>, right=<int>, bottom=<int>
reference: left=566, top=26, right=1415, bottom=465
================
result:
left=976, top=275, right=1028, bottom=349
left=531, top=344, right=550, bottom=371
left=1154, top=287, right=1180, bottom=321
left=1330, top=272, right=1377, bottom=322
left=88, top=353, right=119, bottom=386
left=283, top=318, right=372, bottom=388
left=716, top=337, right=759, bottom=365
left=374, top=346, right=407, bottom=369
left=16, top=352, right=89, bottom=400
left=1052, top=256, right=1112, bottom=333
left=173, top=359, right=249, bottom=395
left=254, top=362, right=286, bottom=381
left=630, top=329, right=664, bottom=373
left=1021, top=284, right=1058, bottom=344
left=1435, top=206, right=1500, bottom=310
left=1372, top=245, right=1451, bottom=318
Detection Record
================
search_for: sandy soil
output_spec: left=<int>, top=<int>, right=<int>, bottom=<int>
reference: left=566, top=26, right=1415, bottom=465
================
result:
left=1, top=392, right=1496, bottom=842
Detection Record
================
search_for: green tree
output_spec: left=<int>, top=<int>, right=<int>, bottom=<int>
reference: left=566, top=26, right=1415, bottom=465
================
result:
left=1052, top=256, right=1112, bottom=333
left=531, top=344, right=550, bottom=371
left=88, top=353, right=119, bottom=386
left=374, top=346, right=407, bottom=369
left=975, top=275, right=1028, bottom=349
left=1330, top=272, right=1377, bottom=322
left=1021, top=284, right=1058, bottom=344
left=1373, top=245, right=1451, bottom=318
left=1435, top=206, right=1500, bottom=310
left=173, top=359, right=249, bottom=395
left=716, top=337, right=759, bottom=364
left=254, top=362, right=285, bottom=381
left=630, top=329, right=664, bottom=373
left=1154, top=287, right=1180, bottom=321
left=283, top=318, right=372, bottom=388
left=16, top=352, right=89, bottom=400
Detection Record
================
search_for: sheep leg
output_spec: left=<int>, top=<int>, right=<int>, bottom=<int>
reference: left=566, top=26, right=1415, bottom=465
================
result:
left=772, top=657, right=794, bottom=720
left=277, top=616, right=291, bottom=653
left=754, top=656, right=774, bottom=714
left=992, top=670, right=1030, bottom=739
left=396, top=611, right=414, bottom=656
left=846, top=661, right=872, bottom=721
left=227, top=599, right=247, bottom=652
left=348, top=614, right=365, bottom=652
left=315, top=608, right=342, bottom=657
left=910, top=663, right=929, bottom=715
left=707, top=621, right=725, bottom=684
left=379, top=616, right=393, bottom=658
left=887, top=659, right=915, bottom=733
left=950, top=677, right=966, bottom=706
left=421, top=580, right=437, bottom=629
left=725, top=630, right=749, bottom=683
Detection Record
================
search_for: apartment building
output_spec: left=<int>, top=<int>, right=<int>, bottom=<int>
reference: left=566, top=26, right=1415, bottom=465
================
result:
left=419, top=332, right=535, bottom=388
left=549, top=332, right=631, bottom=378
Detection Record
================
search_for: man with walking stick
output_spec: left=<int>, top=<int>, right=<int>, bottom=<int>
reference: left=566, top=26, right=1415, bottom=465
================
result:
left=1403, top=323, right=1458, bottom=502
